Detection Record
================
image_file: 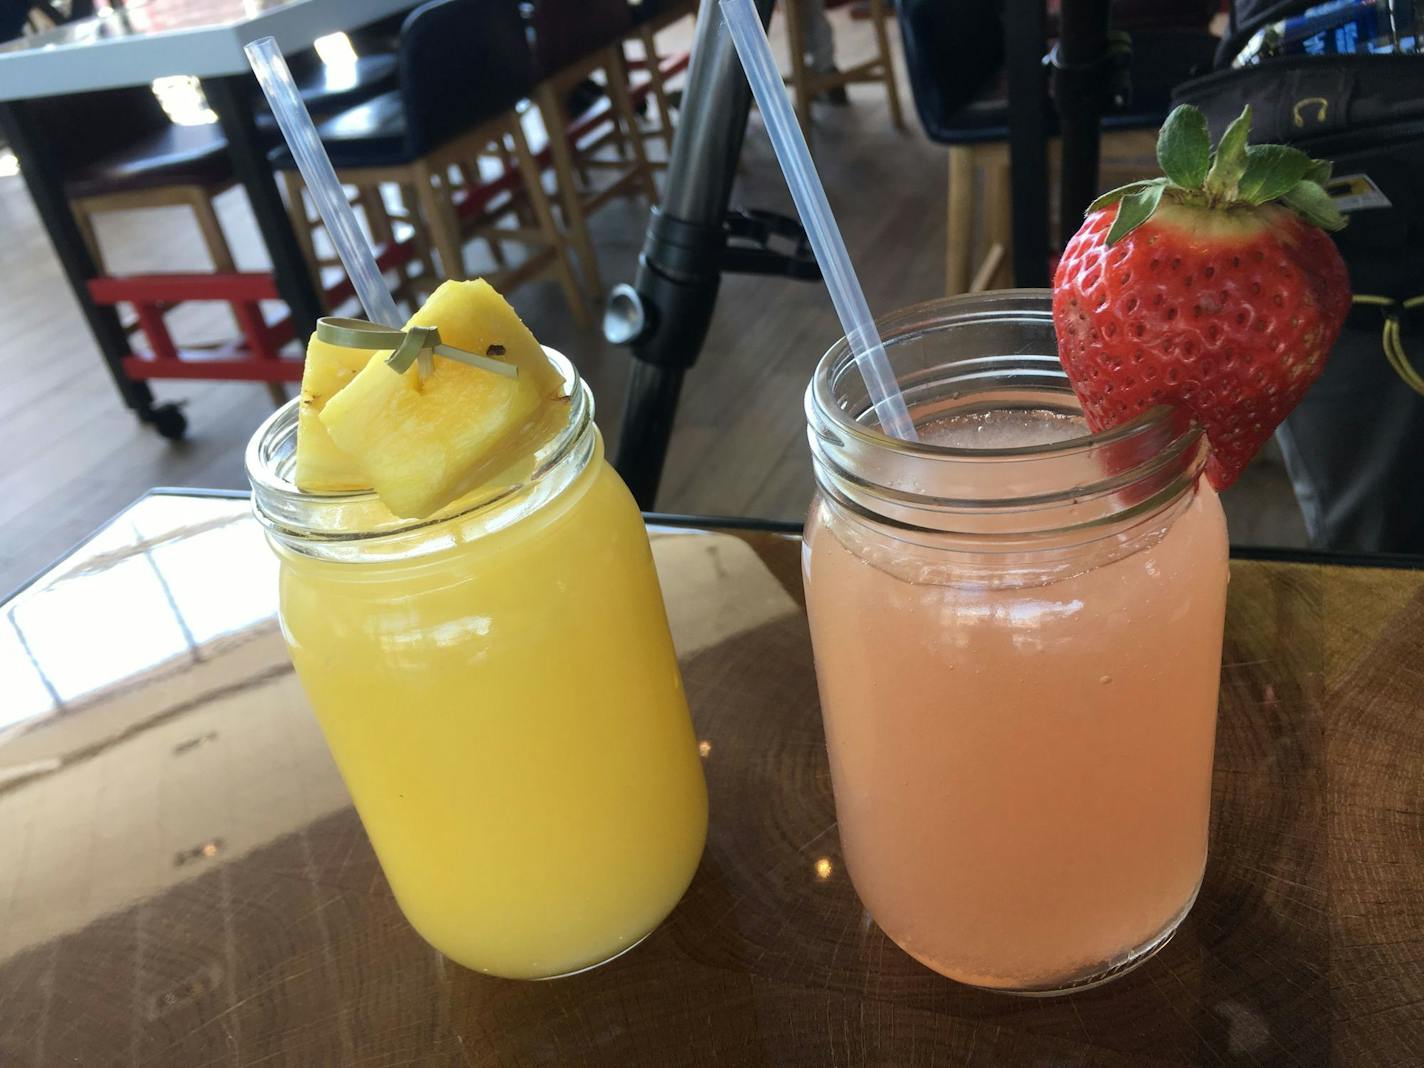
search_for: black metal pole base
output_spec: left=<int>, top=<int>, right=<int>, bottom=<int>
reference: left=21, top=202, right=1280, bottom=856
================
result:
left=1004, top=0, right=1051, bottom=288
left=1053, top=0, right=1113, bottom=248
left=615, top=363, right=687, bottom=508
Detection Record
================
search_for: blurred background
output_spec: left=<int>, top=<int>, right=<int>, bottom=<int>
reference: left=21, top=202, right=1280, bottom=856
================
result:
left=2, top=0, right=1420, bottom=595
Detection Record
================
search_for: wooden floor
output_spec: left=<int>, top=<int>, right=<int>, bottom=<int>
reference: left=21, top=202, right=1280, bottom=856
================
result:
left=0, top=9, right=1305, bottom=595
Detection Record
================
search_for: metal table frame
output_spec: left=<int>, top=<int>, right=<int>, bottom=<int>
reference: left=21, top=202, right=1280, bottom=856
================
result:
left=0, top=0, right=414, bottom=433
left=0, top=78, right=323, bottom=434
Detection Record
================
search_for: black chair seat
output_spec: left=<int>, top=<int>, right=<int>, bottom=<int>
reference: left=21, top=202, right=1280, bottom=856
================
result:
left=348, top=7, right=420, bottom=54
left=279, top=52, right=400, bottom=116
left=930, top=39, right=1216, bottom=146
left=902, top=3, right=1219, bottom=146
left=629, top=0, right=674, bottom=26
left=527, top=0, right=632, bottom=79
left=299, top=52, right=400, bottom=114
left=65, top=122, right=232, bottom=198
left=253, top=52, right=401, bottom=136
left=269, top=90, right=415, bottom=169
left=270, top=0, right=534, bottom=172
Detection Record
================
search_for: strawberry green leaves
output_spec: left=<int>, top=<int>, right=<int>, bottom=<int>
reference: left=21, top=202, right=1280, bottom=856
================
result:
left=1304, top=158, right=1332, bottom=186
left=1238, top=144, right=1313, bottom=204
left=1086, top=177, right=1167, bottom=216
left=1097, top=104, right=1346, bottom=245
left=1281, top=179, right=1347, bottom=231
left=1106, top=181, right=1166, bottom=246
left=1291, top=156, right=1345, bottom=228
left=1156, top=105, right=1210, bottom=189
left=1203, top=107, right=1252, bottom=202
left=1210, top=108, right=1345, bottom=228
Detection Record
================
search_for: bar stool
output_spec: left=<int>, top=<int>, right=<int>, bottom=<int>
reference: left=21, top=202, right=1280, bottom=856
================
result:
left=30, top=87, right=238, bottom=281
left=346, top=6, right=422, bottom=54
left=624, top=0, right=698, bottom=156
left=528, top=0, right=658, bottom=301
left=899, top=0, right=1218, bottom=294
left=271, top=0, right=588, bottom=327
left=254, top=48, right=401, bottom=129
left=24, top=86, right=296, bottom=402
left=782, top=0, right=904, bottom=141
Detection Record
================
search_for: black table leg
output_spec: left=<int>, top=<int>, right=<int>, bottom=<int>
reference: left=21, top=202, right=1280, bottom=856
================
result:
left=0, top=97, right=161, bottom=426
left=1004, top=0, right=1050, bottom=288
left=1054, top=0, right=1111, bottom=248
left=201, top=73, right=324, bottom=340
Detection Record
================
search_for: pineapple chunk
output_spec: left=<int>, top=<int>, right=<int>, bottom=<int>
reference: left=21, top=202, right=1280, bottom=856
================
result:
left=294, top=335, right=374, bottom=492
left=318, top=280, right=565, bottom=519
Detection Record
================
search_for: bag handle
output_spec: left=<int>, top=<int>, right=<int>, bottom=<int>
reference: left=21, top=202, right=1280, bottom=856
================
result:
left=1354, top=293, right=1424, bottom=397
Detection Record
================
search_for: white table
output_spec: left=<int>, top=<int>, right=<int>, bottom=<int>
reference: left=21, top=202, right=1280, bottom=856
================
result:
left=0, top=0, right=414, bottom=433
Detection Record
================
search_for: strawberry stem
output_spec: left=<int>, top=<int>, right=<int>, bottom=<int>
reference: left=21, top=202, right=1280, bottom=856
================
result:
left=1095, top=104, right=1347, bottom=245
left=1203, top=107, right=1251, bottom=204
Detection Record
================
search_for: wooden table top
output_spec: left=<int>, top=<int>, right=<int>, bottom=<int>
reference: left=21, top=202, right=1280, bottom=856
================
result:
left=1, top=492, right=1420, bottom=1066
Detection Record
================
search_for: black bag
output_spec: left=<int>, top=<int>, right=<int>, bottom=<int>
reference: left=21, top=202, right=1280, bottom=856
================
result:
left=1171, top=43, right=1424, bottom=553
left=1175, top=54, right=1424, bottom=298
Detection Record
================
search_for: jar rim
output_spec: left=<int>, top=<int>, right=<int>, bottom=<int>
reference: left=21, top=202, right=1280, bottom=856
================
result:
left=805, top=291, right=1207, bottom=540
left=246, top=347, right=593, bottom=545
left=810, top=290, right=1185, bottom=462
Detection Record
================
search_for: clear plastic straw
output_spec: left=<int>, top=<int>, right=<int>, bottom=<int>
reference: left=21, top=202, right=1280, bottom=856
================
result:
left=245, top=36, right=402, bottom=328
left=719, top=0, right=916, bottom=440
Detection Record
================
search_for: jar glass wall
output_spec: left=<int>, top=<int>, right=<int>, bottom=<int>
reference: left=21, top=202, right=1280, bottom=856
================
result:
left=802, top=293, right=1228, bottom=993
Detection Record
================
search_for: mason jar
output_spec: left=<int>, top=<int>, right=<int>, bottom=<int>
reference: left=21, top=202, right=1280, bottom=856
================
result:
left=802, top=292, right=1228, bottom=993
left=246, top=350, right=707, bottom=980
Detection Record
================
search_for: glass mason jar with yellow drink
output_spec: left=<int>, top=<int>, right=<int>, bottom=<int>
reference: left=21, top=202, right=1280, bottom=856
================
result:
left=246, top=281, right=707, bottom=980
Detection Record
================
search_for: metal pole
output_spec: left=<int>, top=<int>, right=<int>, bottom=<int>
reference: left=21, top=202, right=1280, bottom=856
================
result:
left=1054, top=0, right=1112, bottom=248
left=608, top=0, right=776, bottom=508
left=1004, top=0, right=1050, bottom=288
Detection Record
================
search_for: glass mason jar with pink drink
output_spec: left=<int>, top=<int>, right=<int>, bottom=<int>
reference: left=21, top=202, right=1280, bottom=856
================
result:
left=802, top=292, right=1229, bottom=994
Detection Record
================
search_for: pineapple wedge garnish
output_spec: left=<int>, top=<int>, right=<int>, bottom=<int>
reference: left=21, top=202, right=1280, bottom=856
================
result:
left=294, top=335, right=373, bottom=492
left=318, top=280, right=566, bottom=519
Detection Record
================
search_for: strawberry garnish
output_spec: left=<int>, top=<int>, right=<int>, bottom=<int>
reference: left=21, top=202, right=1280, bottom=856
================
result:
left=1053, top=105, right=1352, bottom=490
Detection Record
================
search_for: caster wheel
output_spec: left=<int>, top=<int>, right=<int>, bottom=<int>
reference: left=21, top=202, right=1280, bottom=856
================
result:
left=150, top=403, right=188, bottom=440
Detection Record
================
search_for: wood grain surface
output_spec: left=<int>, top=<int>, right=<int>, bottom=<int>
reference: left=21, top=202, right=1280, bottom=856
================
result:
left=0, top=494, right=1420, bottom=1067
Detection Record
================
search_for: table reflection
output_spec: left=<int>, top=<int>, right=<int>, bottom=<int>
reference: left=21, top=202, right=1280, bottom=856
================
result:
left=2, top=497, right=276, bottom=732
left=0, top=495, right=350, bottom=972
